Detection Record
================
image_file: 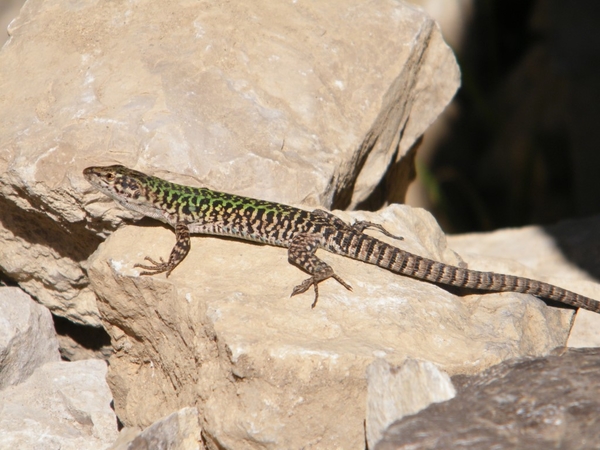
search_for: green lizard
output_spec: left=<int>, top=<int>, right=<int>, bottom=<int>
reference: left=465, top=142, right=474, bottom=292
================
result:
left=83, top=165, right=600, bottom=312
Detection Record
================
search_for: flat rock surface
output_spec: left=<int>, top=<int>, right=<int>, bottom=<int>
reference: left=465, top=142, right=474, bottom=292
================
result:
left=88, top=204, right=585, bottom=449
left=375, top=348, right=600, bottom=450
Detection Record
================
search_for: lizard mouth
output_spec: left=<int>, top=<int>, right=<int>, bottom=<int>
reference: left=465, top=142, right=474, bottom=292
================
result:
left=83, top=167, right=106, bottom=186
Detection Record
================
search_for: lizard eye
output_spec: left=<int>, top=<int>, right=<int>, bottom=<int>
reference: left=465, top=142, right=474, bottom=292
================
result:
left=105, top=173, right=115, bottom=181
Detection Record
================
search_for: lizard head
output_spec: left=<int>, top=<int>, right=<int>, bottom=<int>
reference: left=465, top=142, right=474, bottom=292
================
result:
left=84, top=165, right=173, bottom=221
left=83, top=165, right=146, bottom=199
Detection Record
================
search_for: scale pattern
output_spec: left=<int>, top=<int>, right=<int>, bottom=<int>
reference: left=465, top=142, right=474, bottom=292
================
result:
left=83, top=165, right=600, bottom=313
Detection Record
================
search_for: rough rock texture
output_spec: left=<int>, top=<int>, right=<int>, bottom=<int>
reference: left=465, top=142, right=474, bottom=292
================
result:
left=366, top=358, right=455, bottom=449
left=108, top=407, right=201, bottom=450
left=0, top=198, right=102, bottom=326
left=447, top=215, right=600, bottom=348
left=0, top=0, right=459, bottom=326
left=0, top=359, right=118, bottom=450
left=88, top=204, right=586, bottom=449
left=375, top=347, right=600, bottom=450
left=0, top=287, right=60, bottom=389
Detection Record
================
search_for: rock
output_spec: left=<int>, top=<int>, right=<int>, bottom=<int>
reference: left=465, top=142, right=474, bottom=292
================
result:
left=0, top=359, right=118, bottom=450
left=366, top=358, right=455, bottom=450
left=107, top=428, right=142, bottom=450
left=568, top=311, right=600, bottom=348
left=0, top=0, right=458, bottom=326
left=375, top=347, right=600, bottom=449
left=0, top=287, right=60, bottom=389
left=88, top=204, right=582, bottom=449
left=108, top=407, right=201, bottom=450
left=447, top=215, right=600, bottom=347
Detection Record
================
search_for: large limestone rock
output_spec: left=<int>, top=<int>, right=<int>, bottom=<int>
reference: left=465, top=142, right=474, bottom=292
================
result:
left=0, top=0, right=459, bottom=326
left=0, top=287, right=60, bottom=388
left=88, top=204, right=589, bottom=449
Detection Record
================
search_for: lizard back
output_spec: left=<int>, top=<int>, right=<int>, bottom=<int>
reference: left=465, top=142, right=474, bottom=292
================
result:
left=84, top=164, right=334, bottom=246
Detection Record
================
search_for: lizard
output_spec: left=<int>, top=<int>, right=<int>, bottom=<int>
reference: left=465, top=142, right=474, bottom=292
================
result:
left=83, top=165, right=600, bottom=313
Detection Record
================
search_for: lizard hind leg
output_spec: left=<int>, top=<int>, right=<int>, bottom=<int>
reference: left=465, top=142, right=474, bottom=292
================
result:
left=311, top=209, right=403, bottom=240
left=288, top=233, right=352, bottom=308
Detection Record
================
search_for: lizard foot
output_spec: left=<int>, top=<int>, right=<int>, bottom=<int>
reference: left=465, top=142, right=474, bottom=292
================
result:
left=351, top=220, right=404, bottom=241
left=134, top=256, right=173, bottom=277
left=291, top=274, right=352, bottom=308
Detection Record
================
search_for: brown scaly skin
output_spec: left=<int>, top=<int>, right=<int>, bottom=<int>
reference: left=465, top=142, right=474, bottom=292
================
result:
left=83, top=165, right=600, bottom=312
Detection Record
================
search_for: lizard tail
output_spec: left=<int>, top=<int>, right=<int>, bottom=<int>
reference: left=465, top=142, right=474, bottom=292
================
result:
left=342, top=235, right=600, bottom=313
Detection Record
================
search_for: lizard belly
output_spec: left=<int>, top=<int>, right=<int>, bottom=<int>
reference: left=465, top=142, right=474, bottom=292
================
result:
left=186, top=222, right=289, bottom=247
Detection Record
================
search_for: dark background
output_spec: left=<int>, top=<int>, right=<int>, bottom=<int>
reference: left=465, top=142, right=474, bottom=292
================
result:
left=411, top=0, right=600, bottom=233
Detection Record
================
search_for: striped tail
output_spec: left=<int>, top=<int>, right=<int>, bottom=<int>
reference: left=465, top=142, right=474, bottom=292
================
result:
left=334, top=233, right=600, bottom=313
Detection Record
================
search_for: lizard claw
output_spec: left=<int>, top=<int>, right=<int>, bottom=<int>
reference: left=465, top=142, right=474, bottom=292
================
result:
left=291, top=274, right=353, bottom=308
left=134, top=256, right=171, bottom=276
left=332, top=275, right=352, bottom=292
left=290, top=277, right=321, bottom=308
left=291, top=277, right=314, bottom=297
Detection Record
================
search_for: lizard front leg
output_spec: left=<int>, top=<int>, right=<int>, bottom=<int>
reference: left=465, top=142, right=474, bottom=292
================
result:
left=288, top=233, right=352, bottom=307
left=135, top=222, right=191, bottom=277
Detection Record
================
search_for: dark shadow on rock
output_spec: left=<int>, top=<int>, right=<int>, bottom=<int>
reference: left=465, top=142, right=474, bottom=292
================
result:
left=53, top=314, right=112, bottom=361
left=0, top=195, right=103, bottom=264
left=541, top=215, right=600, bottom=281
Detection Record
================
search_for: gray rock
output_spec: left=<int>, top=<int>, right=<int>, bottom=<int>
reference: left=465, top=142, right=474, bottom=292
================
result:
left=0, top=359, right=118, bottom=450
left=375, top=348, right=600, bottom=450
left=0, top=287, right=60, bottom=389
left=108, top=407, right=201, bottom=450
left=366, top=358, right=455, bottom=449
